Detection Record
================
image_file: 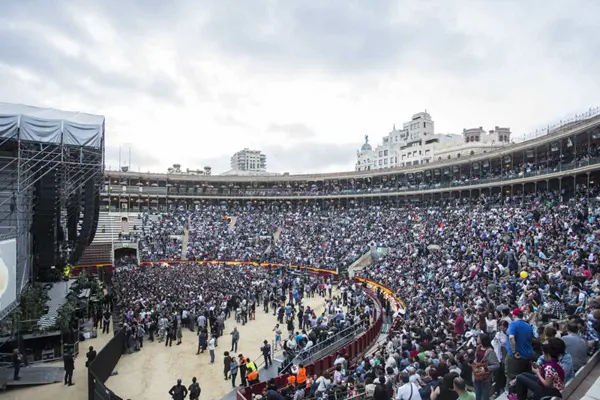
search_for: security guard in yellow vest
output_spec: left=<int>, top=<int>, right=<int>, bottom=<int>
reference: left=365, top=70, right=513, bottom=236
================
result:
left=246, top=359, right=257, bottom=372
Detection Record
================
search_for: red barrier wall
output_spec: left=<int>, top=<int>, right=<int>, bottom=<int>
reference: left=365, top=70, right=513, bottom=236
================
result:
left=72, top=261, right=337, bottom=279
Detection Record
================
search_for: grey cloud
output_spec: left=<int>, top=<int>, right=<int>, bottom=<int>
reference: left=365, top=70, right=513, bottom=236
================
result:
left=104, top=143, right=162, bottom=172
left=541, top=15, right=600, bottom=76
left=190, top=154, right=232, bottom=175
left=85, top=0, right=482, bottom=75
left=262, top=142, right=357, bottom=174
left=267, top=123, right=315, bottom=139
left=190, top=0, right=482, bottom=75
left=190, top=141, right=358, bottom=175
left=0, top=21, right=183, bottom=106
left=146, top=74, right=185, bottom=106
left=214, top=114, right=247, bottom=128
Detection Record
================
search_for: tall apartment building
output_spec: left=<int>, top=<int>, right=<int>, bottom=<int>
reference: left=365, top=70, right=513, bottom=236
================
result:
left=356, top=112, right=511, bottom=171
left=230, top=148, right=267, bottom=173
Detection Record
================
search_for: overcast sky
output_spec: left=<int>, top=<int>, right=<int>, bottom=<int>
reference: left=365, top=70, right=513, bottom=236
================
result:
left=1, top=1, right=598, bottom=174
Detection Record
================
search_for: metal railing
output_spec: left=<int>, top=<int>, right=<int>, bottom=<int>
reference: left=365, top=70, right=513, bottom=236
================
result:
left=281, top=304, right=379, bottom=374
left=281, top=321, right=368, bottom=372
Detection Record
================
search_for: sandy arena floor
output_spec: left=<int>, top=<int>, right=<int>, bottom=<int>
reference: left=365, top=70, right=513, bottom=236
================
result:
left=106, top=293, right=329, bottom=400
left=3, top=292, right=331, bottom=400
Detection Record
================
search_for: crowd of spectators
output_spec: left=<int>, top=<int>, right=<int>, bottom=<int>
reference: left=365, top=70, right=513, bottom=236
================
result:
left=120, top=154, right=600, bottom=400
left=163, top=143, right=599, bottom=199
left=277, top=280, right=378, bottom=375
left=346, top=187, right=600, bottom=400
left=138, top=210, right=189, bottom=261
left=110, top=263, right=352, bottom=394
left=229, top=186, right=600, bottom=400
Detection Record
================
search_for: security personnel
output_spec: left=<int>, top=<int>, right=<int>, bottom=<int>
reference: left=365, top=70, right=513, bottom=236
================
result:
left=168, top=379, right=188, bottom=400
left=188, top=377, right=201, bottom=400
left=238, top=354, right=248, bottom=387
left=63, top=351, right=75, bottom=386
left=246, top=358, right=257, bottom=373
left=296, top=363, right=307, bottom=386
left=247, top=369, right=259, bottom=385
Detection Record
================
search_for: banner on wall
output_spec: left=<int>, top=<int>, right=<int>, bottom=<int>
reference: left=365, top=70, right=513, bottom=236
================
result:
left=356, top=277, right=405, bottom=311
left=0, top=239, right=17, bottom=315
left=74, top=260, right=338, bottom=277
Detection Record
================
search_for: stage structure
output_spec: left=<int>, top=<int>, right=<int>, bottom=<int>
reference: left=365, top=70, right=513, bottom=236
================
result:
left=0, top=102, right=105, bottom=320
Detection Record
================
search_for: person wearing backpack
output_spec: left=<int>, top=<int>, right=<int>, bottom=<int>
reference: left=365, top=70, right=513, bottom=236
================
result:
left=188, top=377, right=201, bottom=400
left=472, top=334, right=500, bottom=400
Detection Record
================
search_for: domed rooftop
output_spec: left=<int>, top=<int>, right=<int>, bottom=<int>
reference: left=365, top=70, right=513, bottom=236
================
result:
left=360, top=135, right=372, bottom=151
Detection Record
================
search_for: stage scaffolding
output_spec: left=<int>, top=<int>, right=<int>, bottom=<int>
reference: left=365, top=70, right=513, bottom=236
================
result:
left=0, top=102, right=105, bottom=320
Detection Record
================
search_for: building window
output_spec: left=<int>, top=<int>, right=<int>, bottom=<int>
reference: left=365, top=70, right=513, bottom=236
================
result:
left=470, top=150, right=475, bottom=156
left=384, top=150, right=388, bottom=156
left=379, top=151, right=383, bottom=157
left=423, top=122, right=426, bottom=128
left=476, top=136, right=480, bottom=142
left=447, top=155, right=451, bottom=159
left=438, top=157, right=442, bottom=161
left=457, top=153, right=461, bottom=158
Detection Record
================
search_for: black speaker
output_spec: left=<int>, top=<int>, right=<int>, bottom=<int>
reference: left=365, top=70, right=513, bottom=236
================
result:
left=67, top=191, right=81, bottom=242
left=88, top=191, right=100, bottom=245
left=32, top=170, right=59, bottom=272
left=69, top=177, right=98, bottom=264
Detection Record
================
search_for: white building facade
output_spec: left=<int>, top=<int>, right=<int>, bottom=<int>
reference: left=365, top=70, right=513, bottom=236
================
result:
left=356, top=112, right=511, bottom=171
left=230, top=148, right=267, bottom=173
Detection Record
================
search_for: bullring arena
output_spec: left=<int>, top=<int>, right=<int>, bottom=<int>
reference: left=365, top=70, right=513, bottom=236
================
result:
left=3, top=106, right=600, bottom=400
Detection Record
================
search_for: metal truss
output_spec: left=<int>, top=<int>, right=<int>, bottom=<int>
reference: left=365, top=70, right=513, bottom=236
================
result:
left=0, top=137, right=103, bottom=321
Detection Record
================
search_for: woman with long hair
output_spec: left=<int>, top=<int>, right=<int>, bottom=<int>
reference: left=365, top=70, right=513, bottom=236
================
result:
left=431, top=372, right=459, bottom=400
left=472, top=333, right=500, bottom=400
left=510, top=339, right=565, bottom=400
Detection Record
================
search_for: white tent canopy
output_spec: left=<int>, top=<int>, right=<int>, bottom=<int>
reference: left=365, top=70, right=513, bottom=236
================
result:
left=0, top=102, right=104, bottom=148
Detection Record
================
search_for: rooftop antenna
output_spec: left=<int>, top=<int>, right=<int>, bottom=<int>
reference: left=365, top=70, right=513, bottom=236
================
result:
left=128, top=146, right=131, bottom=170
left=118, top=146, right=121, bottom=170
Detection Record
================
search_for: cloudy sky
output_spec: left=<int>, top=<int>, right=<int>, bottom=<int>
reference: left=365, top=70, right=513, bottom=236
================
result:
left=1, top=0, right=598, bottom=174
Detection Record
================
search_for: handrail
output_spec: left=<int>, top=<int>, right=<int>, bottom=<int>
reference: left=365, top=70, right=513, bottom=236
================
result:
left=280, top=319, right=368, bottom=373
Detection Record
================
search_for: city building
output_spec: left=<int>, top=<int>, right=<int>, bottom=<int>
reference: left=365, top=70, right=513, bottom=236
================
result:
left=230, top=148, right=267, bottom=173
left=356, top=112, right=512, bottom=171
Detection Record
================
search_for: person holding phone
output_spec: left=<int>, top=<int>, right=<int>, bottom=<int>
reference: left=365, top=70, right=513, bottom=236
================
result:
left=510, top=339, right=565, bottom=400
